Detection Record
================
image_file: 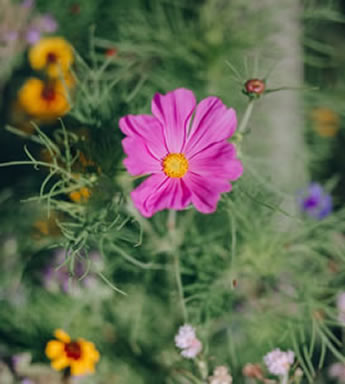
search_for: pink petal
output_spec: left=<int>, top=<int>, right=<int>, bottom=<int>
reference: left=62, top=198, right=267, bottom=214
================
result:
left=184, top=172, right=233, bottom=214
left=189, top=142, right=243, bottom=181
left=119, top=114, right=167, bottom=159
left=122, top=137, right=162, bottom=176
left=151, top=88, right=196, bottom=153
left=185, top=96, right=237, bottom=158
left=131, top=174, right=192, bottom=217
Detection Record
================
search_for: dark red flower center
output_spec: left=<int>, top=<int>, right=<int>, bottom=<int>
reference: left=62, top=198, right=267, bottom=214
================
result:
left=47, top=52, right=57, bottom=63
left=64, top=341, right=82, bottom=360
left=41, top=85, right=56, bottom=101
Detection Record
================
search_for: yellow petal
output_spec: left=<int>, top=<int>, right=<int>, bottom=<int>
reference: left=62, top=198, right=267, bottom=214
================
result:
left=70, top=360, right=90, bottom=376
left=51, top=355, right=69, bottom=371
left=79, top=340, right=100, bottom=362
left=54, top=329, right=71, bottom=343
left=45, top=340, right=64, bottom=359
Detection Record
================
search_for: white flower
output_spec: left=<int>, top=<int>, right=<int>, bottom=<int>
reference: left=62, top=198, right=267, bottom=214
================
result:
left=264, top=348, right=294, bottom=376
left=175, top=324, right=202, bottom=359
left=209, top=366, right=233, bottom=384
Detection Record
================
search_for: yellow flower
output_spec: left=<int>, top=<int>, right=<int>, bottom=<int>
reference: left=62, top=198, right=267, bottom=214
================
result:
left=45, top=329, right=100, bottom=376
left=33, top=213, right=61, bottom=238
left=311, top=107, right=340, bottom=138
left=29, top=37, right=74, bottom=78
left=69, top=187, right=91, bottom=203
left=18, top=78, right=70, bottom=120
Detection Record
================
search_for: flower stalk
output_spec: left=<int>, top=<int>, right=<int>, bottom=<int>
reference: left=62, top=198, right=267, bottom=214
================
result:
left=238, top=99, right=255, bottom=135
left=168, top=210, right=188, bottom=322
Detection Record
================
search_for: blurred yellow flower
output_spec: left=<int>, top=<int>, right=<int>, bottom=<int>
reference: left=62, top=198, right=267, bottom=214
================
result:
left=29, top=37, right=74, bottom=77
left=69, top=187, right=91, bottom=203
left=18, top=78, right=70, bottom=120
left=45, top=329, right=100, bottom=376
left=311, top=107, right=340, bottom=138
left=33, top=213, right=61, bottom=238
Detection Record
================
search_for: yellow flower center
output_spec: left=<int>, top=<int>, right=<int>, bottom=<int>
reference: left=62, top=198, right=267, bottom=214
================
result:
left=163, top=153, right=189, bottom=178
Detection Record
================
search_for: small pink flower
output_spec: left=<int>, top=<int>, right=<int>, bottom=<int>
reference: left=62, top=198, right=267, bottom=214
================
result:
left=119, top=88, right=243, bottom=217
left=175, top=324, right=202, bottom=359
left=264, top=348, right=294, bottom=377
left=329, top=363, right=345, bottom=382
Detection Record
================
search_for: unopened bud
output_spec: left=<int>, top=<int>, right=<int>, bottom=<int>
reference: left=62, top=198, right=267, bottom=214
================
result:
left=295, top=368, right=303, bottom=377
left=106, top=48, right=117, bottom=57
left=243, top=363, right=264, bottom=380
left=244, top=79, right=266, bottom=98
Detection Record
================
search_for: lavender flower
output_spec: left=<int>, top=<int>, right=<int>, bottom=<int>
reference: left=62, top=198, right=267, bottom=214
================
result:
left=264, top=348, right=294, bottom=376
left=39, top=14, right=58, bottom=33
left=21, top=0, right=35, bottom=8
left=21, top=379, right=34, bottom=384
left=25, top=27, right=41, bottom=44
left=3, top=31, right=19, bottom=42
left=42, top=249, right=102, bottom=295
left=175, top=324, right=202, bottom=359
left=12, top=352, right=31, bottom=373
left=298, top=183, right=332, bottom=219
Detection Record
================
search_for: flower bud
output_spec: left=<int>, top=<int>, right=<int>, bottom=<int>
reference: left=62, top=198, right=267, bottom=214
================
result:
left=242, top=363, right=264, bottom=379
left=243, top=79, right=266, bottom=98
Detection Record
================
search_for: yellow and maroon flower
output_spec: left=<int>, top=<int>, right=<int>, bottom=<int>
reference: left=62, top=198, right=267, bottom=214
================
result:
left=18, top=77, right=70, bottom=120
left=45, top=329, right=100, bottom=376
left=29, top=37, right=74, bottom=78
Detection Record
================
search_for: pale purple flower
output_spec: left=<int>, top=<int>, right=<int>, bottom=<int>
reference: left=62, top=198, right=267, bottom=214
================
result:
left=297, top=183, right=332, bottom=219
left=209, top=366, right=233, bottom=384
left=264, top=348, right=294, bottom=376
left=42, top=249, right=101, bottom=295
left=21, top=0, right=35, bottom=8
left=119, top=88, right=243, bottom=217
left=21, top=379, right=34, bottom=384
left=4, top=31, right=19, bottom=42
left=25, top=27, right=41, bottom=44
left=12, top=352, right=31, bottom=373
left=329, top=363, right=345, bottom=383
left=175, top=324, right=202, bottom=359
left=39, top=14, right=58, bottom=33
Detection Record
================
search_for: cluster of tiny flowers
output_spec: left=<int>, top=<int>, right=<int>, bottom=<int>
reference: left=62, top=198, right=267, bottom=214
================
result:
left=337, top=292, right=345, bottom=325
left=264, top=349, right=294, bottom=376
left=209, top=366, right=233, bottom=384
left=175, top=325, right=202, bottom=359
left=0, top=0, right=57, bottom=48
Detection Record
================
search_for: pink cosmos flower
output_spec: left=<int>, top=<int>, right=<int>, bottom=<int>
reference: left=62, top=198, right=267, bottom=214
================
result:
left=119, top=88, right=243, bottom=217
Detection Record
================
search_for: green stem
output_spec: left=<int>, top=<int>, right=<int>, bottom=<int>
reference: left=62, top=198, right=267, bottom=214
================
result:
left=168, top=210, right=188, bottom=322
left=238, top=99, right=255, bottom=134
